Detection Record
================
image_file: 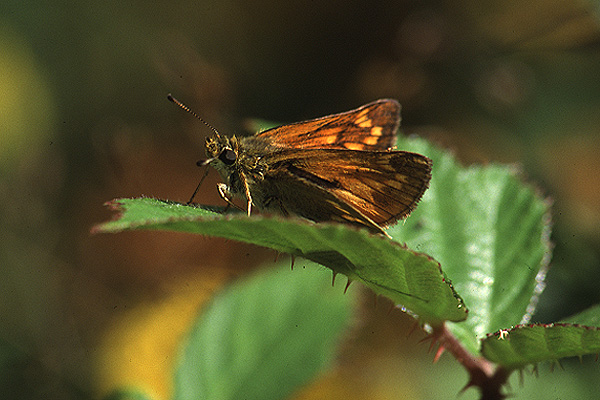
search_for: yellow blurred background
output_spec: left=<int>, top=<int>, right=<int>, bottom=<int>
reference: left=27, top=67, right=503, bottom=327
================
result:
left=2, top=1, right=600, bottom=399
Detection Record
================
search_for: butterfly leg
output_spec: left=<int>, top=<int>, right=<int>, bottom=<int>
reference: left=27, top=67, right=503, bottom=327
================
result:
left=264, top=196, right=289, bottom=216
left=216, top=183, right=244, bottom=212
left=242, top=177, right=254, bottom=216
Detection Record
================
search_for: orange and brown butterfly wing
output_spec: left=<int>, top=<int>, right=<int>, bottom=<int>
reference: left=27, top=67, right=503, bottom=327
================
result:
left=256, top=99, right=400, bottom=151
left=263, top=148, right=432, bottom=232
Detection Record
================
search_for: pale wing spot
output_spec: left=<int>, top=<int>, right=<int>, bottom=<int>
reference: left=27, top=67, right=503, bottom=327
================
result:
left=370, top=127, right=383, bottom=136
left=343, top=143, right=366, bottom=150
left=363, top=136, right=380, bottom=145
left=385, top=177, right=408, bottom=190
left=356, top=108, right=370, bottom=120
left=357, top=118, right=372, bottom=128
left=325, top=134, right=339, bottom=144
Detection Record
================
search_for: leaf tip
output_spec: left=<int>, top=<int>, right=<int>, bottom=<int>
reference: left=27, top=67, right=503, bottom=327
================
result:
left=90, top=198, right=126, bottom=234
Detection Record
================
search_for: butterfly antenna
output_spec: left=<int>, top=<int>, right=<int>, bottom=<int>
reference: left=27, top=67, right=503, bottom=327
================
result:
left=167, top=94, right=221, bottom=138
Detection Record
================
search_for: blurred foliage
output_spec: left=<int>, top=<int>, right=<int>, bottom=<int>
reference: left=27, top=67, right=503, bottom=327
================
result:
left=173, top=264, right=357, bottom=400
left=1, top=0, right=600, bottom=399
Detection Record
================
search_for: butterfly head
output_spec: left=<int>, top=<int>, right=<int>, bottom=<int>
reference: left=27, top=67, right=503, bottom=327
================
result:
left=204, top=134, right=240, bottom=173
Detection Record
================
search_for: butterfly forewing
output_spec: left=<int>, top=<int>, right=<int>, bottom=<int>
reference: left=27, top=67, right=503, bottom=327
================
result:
left=257, top=99, right=400, bottom=151
left=265, top=148, right=432, bottom=229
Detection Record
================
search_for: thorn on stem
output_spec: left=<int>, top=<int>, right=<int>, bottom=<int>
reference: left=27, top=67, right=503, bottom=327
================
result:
left=433, top=345, right=445, bottom=363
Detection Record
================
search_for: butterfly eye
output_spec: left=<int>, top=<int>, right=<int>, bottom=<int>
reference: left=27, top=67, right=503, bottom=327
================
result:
left=219, top=148, right=237, bottom=165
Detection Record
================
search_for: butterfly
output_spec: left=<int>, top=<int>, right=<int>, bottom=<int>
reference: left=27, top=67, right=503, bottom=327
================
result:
left=169, top=95, right=432, bottom=237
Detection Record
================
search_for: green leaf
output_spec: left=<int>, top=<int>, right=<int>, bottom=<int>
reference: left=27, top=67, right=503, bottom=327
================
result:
left=94, top=197, right=466, bottom=323
left=480, top=323, right=600, bottom=369
left=390, top=137, right=552, bottom=355
left=560, top=304, right=600, bottom=326
left=173, top=263, right=356, bottom=400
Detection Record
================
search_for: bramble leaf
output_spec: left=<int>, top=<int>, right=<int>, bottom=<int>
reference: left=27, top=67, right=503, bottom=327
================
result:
left=173, top=264, right=356, bottom=400
left=481, top=323, right=600, bottom=369
left=390, top=137, right=552, bottom=354
left=95, top=196, right=466, bottom=323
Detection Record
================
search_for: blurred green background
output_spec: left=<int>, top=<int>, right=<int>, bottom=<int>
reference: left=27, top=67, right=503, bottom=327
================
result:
left=2, top=0, right=600, bottom=399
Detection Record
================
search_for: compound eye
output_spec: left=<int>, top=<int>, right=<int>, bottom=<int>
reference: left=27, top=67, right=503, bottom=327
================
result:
left=219, top=148, right=237, bottom=165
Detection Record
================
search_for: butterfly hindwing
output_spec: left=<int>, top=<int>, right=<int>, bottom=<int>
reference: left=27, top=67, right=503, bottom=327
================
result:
left=263, top=148, right=432, bottom=230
